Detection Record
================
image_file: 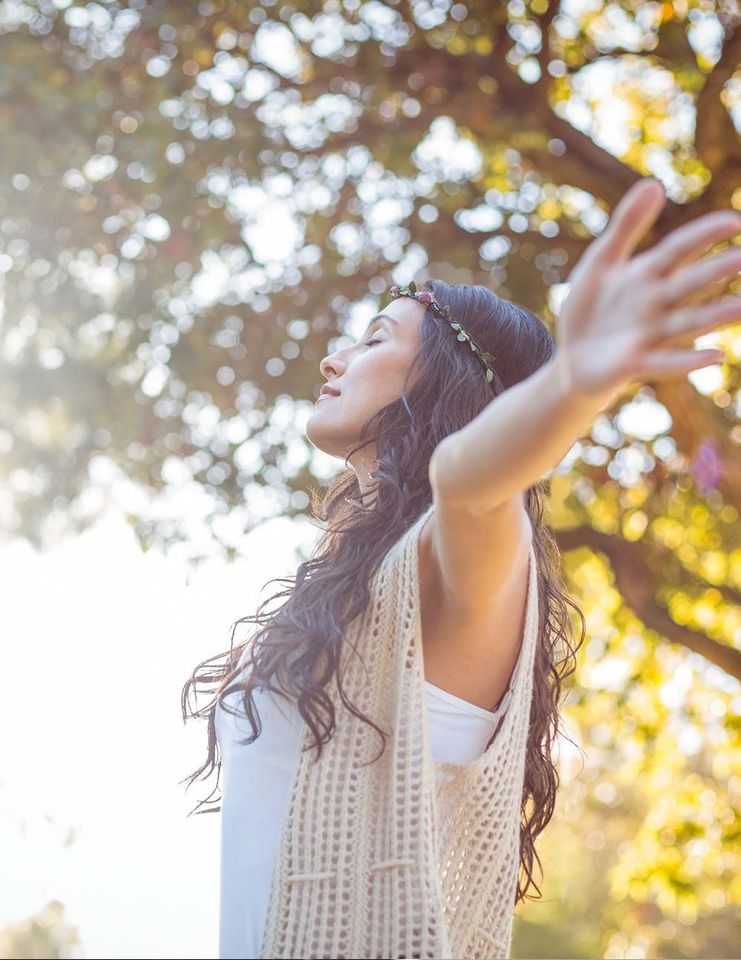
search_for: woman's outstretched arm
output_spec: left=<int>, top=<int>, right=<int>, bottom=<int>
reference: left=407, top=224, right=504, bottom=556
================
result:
left=426, top=178, right=740, bottom=615
left=432, top=178, right=739, bottom=515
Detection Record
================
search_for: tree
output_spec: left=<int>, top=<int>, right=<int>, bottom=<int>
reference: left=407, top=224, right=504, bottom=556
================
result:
left=1, top=1, right=739, bottom=953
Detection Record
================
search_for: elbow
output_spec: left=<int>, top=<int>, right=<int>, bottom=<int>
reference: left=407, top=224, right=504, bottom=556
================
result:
left=429, top=432, right=527, bottom=517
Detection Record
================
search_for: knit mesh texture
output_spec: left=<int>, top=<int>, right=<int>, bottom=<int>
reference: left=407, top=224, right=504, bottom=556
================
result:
left=259, top=503, right=540, bottom=960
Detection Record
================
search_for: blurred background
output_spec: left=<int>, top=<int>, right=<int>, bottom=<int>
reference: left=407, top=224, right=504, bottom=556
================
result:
left=1, top=0, right=739, bottom=957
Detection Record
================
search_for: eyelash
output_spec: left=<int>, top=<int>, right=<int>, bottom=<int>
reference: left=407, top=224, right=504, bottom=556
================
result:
left=364, top=337, right=383, bottom=348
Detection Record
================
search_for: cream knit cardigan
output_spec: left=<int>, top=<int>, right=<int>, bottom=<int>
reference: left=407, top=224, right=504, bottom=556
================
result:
left=259, top=502, right=540, bottom=960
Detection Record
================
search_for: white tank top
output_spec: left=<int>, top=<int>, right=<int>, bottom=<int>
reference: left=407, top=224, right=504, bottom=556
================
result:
left=215, top=667, right=514, bottom=960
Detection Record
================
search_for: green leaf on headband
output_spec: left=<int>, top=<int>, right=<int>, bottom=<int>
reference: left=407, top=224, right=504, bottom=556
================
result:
left=457, top=332, right=467, bottom=341
left=486, top=369, right=494, bottom=382
left=450, top=322, right=461, bottom=330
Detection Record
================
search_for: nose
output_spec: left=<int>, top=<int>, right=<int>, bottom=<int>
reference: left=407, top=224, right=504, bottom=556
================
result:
left=320, top=352, right=344, bottom=382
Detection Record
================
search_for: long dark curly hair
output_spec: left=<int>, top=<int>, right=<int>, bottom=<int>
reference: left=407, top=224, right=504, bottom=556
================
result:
left=180, top=278, right=586, bottom=906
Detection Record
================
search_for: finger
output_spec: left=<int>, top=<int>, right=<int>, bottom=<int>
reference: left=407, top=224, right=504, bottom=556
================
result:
left=638, top=347, right=725, bottom=377
left=663, top=234, right=739, bottom=283
left=659, top=246, right=741, bottom=307
left=659, top=295, right=741, bottom=343
left=640, top=211, right=741, bottom=277
left=682, top=272, right=738, bottom=308
left=593, top=177, right=667, bottom=264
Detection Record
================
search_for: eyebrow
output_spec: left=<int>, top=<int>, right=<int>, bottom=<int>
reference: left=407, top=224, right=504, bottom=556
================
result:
left=360, top=312, right=399, bottom=338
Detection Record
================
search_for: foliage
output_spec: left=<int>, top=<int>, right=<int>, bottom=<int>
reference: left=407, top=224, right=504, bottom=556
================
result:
left=0, top=0, right=739, bottom=955
left=0, top=900, right=82, bottom=960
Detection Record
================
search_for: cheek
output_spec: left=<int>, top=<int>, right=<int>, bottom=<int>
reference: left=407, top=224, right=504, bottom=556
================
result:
left=363, top=347, right=410, bottom=387
left=357, top=366, right=405, bottom=407
left=330, top=345, right=411, bottom=412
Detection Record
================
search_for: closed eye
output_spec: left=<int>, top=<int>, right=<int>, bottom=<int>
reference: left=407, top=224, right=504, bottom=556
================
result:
left=364, top=337, right=383, bottom=347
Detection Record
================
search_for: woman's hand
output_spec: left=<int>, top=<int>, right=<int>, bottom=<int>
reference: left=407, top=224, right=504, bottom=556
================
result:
left=555, top=177, right=741, bottom=408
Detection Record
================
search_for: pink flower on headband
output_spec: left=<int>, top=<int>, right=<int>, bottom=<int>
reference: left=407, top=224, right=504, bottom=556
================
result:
left=416, top=290, right=434, bottom=303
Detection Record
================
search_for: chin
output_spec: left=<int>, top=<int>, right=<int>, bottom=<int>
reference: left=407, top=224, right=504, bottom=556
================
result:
left=305, top=420, right=350, bottom=462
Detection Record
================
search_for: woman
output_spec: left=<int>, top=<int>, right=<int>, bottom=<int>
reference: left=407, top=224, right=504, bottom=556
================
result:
left=181, top=178, right=740, bottom=959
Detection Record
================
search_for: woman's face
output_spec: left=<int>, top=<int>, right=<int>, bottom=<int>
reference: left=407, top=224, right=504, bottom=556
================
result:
left=306, top=295, right=426, bottom=472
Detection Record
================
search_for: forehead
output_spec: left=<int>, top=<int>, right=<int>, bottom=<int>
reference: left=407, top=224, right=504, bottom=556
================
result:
left=362, top=295, right=426, bottom=336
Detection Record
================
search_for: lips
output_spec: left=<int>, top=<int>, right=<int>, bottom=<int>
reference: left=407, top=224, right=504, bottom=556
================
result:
left=318, top=385, right=341, bottom=400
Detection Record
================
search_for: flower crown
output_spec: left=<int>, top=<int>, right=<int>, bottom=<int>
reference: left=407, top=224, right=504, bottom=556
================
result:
left=389, top=281, right=504, bottom=394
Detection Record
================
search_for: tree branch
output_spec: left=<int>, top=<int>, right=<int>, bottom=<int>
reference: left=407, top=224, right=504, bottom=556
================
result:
left=647, top=379, right=741, bottom=512
left=695, top=22, right=741, bottom=176
left=554, top=526, right=741, bottom=679
left=534, top=0, right=561, bottom=80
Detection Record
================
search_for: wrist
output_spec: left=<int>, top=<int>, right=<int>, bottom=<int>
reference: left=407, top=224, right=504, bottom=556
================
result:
left=549, top=350, right=620, bottom=414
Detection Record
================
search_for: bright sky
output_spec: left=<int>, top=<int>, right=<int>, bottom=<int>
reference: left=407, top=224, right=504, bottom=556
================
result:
left=0, top=507, right=317, bottom=958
